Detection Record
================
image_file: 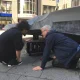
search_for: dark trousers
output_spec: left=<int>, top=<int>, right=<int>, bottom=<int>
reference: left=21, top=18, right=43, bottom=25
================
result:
left=66, top=58, right=79, bottom=69
left=67, top=49, right=80, bottom=69
left=52, top=48, right=80, bottom=69
left=52, top=56, right=79, bottom=69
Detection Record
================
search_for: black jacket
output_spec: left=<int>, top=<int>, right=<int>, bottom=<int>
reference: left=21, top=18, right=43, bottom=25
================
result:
left=0, top=27, right=24, bottom=63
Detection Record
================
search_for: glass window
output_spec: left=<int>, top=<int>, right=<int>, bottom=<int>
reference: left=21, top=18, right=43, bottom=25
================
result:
left=18, top=2, right=20, bottom=13
left=71, top=0, right=80, bottom=7
left=18, top=0, right=20, bottom=13
left=43, top=5, right=55, bottom=14
left=6, top=2, right=11, bottom=10
left=23, top=2, right=30, bottom=11
left=23, top=0, right=36, bottom=14
left=76, top=0, right=79, bottom=5
left=43, top=5, right=47, bottom=14
left=6, top=1, right=12, bottom=13
left=49, top=6, right=52, bottom=12
left=1, top=1, right=12, bottom=13
left=33, top=2, right=36, bottom=12
left=30, top=2, right=32, bottom=10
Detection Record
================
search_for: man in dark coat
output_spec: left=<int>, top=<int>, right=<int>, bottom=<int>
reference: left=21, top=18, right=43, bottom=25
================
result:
left=33, top=25, right=80, bottom=71
left=0, top=20, right=30, bottom=67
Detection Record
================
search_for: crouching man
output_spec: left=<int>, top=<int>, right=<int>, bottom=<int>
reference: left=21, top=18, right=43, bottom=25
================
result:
left=33, top=25, right=80, bottom=71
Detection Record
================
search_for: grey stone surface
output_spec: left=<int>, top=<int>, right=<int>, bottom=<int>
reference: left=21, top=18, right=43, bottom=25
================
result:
left=0, top=43, right=80, bottom=80
left=18, top=76, right=47, bottom=80
left=0, top=73, right=20, bottom=80
left=0, top=63, right=12, bottom=72
left=41, top=68, right=80, bottom=80
left=8, top=64, right=42, bottom=77
left=53, top=20, right=80, bottom=35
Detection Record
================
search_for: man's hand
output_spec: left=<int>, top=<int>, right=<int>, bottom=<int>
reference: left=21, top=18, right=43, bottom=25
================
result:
left=33, top=66, right=42, bottom=71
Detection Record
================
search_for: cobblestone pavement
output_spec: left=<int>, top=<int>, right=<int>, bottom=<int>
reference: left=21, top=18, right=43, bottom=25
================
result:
left=0, top=43, right=80, bottom=80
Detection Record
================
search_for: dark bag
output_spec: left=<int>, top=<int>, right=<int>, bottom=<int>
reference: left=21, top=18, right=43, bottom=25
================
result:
left=26, top=40, right=45, bottom=56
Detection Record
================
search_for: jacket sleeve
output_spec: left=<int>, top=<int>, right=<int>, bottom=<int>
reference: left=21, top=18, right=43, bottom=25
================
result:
left=14, top=33, right=24, bottom=51
left=41, top=34, right=54, bottom=69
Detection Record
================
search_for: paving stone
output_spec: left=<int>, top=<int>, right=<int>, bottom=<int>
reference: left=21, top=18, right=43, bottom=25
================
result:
left=8, top=64, right=42, bottom=77
left=21, top=48, right=41, bottom=65
left=41, top=68, right=80, bottom=80
left=21, top=55, right=40, bottom=65
left=0, top=72, right=20, bottom=80
left=7, top=65, right=29, bottom=75
left=19, top=76, right=48, bottom=80
left=0, top=43, right=80, bottom=80
left=0, top=63, right=12, bottom=72
left=22, top=64, right=42, bottom=77
left=32, top=59, right=41, bottom=66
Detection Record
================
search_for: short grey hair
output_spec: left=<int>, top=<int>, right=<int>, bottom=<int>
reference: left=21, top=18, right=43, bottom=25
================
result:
left=41, top=25, right=51, bottom=31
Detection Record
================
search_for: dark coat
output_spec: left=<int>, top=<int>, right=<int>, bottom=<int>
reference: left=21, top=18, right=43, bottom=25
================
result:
left=0, top=27, right=24, bottom=63
left=41, top=30, right=79, bottom=69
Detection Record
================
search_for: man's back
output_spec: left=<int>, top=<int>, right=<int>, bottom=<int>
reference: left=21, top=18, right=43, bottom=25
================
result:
left=46, top=30, right=79, bottom=62
left=0, top=27, right=23, bottom=63
left=0, top=28, right=20, bottom=48
left=0, top=27, right=23, bottom=52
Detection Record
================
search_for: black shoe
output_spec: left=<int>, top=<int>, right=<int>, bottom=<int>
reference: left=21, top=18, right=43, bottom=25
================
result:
left=8, top=59, right=22, bottom=67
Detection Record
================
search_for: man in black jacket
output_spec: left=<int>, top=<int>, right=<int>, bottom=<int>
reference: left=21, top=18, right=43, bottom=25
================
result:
left=33, top=25, right=80, bottom=71
left=0, top=20, right=30, bottom=67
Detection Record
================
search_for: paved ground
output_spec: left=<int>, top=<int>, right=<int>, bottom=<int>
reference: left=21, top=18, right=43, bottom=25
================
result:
left=0, top=42, right=80, bottom=80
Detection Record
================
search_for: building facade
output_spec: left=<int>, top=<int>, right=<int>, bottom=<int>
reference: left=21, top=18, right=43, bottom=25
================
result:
left=71, top=0, right=80, bottom=7
left=1, top=0, right=80, bottom=24
left=38, top=0, right=56, bottom=15
left=58, top=0, right=72, bottom=10
left=17, top=0, right=56, bottom=22
left=0, top=0, right=56, bottom=24
left=0, top=0, right=12, bottom=24
left=58, top=0, right=80, bottom=10
left=18, top=0, right=37, bottom=21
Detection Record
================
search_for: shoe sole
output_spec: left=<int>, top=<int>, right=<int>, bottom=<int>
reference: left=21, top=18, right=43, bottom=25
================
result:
left=18, top=62, right=22, bottom=65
